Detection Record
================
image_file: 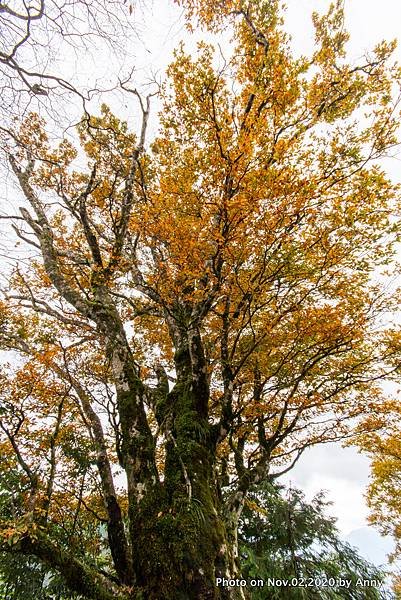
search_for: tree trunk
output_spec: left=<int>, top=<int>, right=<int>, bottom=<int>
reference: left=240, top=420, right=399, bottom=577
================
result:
left=130, top=472, right=230, bottom=597
left=127, top=334, right=244, bottom=600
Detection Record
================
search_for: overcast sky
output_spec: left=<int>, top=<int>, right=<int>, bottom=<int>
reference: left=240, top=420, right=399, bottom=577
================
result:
left=278, top=0, right=401, bottom=565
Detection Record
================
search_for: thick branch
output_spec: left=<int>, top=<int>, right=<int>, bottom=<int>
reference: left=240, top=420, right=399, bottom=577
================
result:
left=10, top=156, right=92, bottom=317
left=13, top=532, right=129, bottom=600
left=49, top=355, right=133, bottom=585
left=105, top=91, right=151, bottom=278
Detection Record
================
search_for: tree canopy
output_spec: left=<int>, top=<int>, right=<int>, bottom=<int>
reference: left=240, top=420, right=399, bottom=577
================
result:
left=0, top=0, right=401, bottom=598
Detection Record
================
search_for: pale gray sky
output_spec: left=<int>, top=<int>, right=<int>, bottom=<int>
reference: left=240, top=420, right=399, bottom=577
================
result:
left=281, top=0, right=401, bottom=565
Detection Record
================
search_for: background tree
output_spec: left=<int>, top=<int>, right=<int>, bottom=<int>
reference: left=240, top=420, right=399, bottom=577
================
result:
left=1, top=0, right=401, bottom=599
left=240, top=483, right=391, bottom=600
left=367, top=433, right=401, bottom=599
left=355, top=399, right=401, bottom=597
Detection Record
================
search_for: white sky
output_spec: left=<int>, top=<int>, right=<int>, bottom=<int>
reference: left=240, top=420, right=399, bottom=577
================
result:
left=280, top=0, right=401, bottom=565
left=2, top=0, right=401, bottom=569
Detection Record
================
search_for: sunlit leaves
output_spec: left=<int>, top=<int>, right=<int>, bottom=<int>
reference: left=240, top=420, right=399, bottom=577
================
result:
left=1, top=0, right=401, bottom=594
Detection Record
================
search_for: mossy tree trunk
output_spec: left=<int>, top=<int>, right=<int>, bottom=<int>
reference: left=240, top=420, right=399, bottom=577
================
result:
left=128, top=322, right=244, bottom=600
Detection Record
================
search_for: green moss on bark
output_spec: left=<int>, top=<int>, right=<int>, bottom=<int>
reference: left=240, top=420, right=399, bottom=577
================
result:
left=127, top=378, right=237, bottom=599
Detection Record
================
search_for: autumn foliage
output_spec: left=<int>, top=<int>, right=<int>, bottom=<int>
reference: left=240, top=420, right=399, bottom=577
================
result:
left=1, top=1, right=401, bottom=598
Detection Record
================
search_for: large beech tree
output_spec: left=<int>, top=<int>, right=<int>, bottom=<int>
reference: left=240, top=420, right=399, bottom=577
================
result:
left=1, top=1, right=401, bottom=598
